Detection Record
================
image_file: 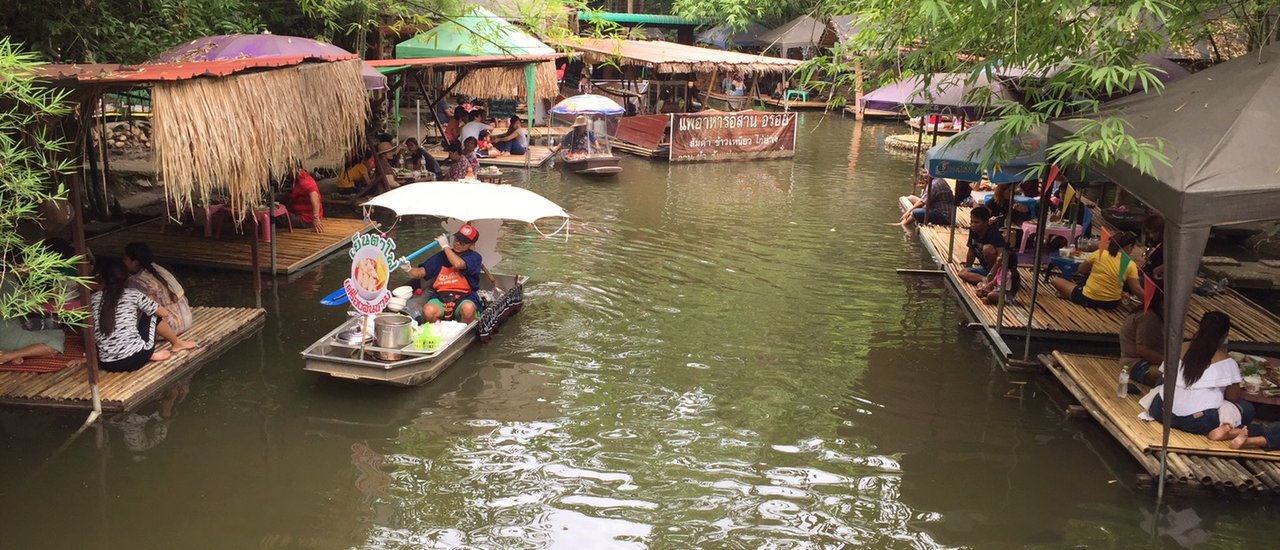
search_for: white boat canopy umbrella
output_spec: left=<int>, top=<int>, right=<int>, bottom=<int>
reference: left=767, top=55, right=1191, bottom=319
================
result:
left=362, top=181, right=569, bottom=225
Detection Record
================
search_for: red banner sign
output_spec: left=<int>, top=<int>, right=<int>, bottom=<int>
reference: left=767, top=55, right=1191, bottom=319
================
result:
left=669, top=111, right=797, bottom=162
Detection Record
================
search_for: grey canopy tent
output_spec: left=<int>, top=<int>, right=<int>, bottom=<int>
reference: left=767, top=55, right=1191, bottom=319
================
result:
left=757, top=15, right=830, bottom=56
left=1049, top=41, right=1280, bottom=500
left=696, top=22, right=769, bottom=49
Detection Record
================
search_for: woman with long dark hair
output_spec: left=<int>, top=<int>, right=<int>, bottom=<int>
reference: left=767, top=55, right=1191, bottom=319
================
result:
left=123, top=242, right=194, bottom=336
left=1050, top=230, right=1145, bottom=309
left=92, top=259, right=192, bottom=372
left=1139, top=311, right=1253, bottom=435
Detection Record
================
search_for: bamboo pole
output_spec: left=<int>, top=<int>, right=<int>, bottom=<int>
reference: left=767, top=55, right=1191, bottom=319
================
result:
left=705, top=68, right=719, bottom=111
left=250, top=210, right=262, bottom=308
left=71, top=98, right=103, bottom=425
left=993, top=192, right=1016, bottom=330
left=853, top=59, right=865, bottom=121
left=1023, top=170, right=1056, bottom=360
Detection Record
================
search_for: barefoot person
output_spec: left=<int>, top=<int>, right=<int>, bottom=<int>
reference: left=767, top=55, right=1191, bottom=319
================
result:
left=1139, top=311, right=1253, bottom=436
left=1049, top=230, right=1144, bottom=310
left=92, top=259, right=196, bottom=372
left=123, top=242, right=194, bottom=335
left=0, top=317, right=65, bottom=366
left=898, top=176, right=954, bottom=227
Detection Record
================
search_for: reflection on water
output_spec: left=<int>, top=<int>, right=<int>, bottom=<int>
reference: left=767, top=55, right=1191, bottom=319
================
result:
left=0, top=114, right=1275, bottom=549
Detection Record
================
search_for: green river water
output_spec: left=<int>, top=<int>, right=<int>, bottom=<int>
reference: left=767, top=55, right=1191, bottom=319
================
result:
left=2, top=116, right=1276, bottom=549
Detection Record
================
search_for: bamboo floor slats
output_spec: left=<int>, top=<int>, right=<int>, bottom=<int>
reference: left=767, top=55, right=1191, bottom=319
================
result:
left=88, top=217, right=373, bottom=274
left=428, top=146, right=555, bottom=168
left=0, top=307, right=264, bottom=412
left=901, top=199, right=1280, bottom=350
left=1047, top=352, right=1280, bottom=493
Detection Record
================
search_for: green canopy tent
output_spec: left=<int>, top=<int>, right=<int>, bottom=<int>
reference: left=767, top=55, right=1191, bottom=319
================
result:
left=394, top=7, right=558, bottom=147
left=396, top=7, right=555, bottom=58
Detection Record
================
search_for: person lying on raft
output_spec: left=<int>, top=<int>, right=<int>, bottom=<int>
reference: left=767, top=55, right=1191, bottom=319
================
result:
left=1049, top=231, right=1144, bottom=310
left=957, top=206, right=1004, bottom=285
left=1137, top=311, right=1252, bottom=436
left=405, top=223, right=484, bottom=324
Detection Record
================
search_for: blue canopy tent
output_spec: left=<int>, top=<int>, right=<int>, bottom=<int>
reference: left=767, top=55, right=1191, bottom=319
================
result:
left=924, top=122, right=1066, bottom=354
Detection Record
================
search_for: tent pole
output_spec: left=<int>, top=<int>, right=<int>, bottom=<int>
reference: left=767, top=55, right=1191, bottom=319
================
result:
left=524, top=63, right=535, bottom=169
left=1022, top=171, right=1056, bottom=360
left=946, top=191, right=958, bottom=264
left=931, top=115, right=940, bottom=146
left=993, top=192, right=1015, bottom=330
left=911, top=111, right=926, bottom=189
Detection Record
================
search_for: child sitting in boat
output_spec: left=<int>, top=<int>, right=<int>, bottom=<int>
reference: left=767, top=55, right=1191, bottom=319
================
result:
left=405, top=224, right=484, bottom=324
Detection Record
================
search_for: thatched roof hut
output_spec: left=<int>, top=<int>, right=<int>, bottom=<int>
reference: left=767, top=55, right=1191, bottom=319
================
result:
left=38, top=55, right=369, bottom=217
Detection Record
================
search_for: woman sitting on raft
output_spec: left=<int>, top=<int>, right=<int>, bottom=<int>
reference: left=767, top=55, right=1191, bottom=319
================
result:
left=123, top=242, right=194, bottom=336
left=897, top=176, right=954, bottom=227
left=92, top=259, right=196, bottom=372
left=1138, top=311, right=1253, bottom=436
left=1049, top=231, right=1144, bottom=310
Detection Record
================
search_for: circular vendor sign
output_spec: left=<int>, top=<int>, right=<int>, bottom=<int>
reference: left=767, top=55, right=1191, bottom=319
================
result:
left=344, top=233, right=397, bottom=314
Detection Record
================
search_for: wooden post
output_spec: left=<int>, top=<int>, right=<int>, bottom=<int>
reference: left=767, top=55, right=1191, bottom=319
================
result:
left=704, top=68, right=718, bottom=110
left=993, top=193, right=1016, bottom=330
left=854, top=59, right=865, bottom=121
left=70, top=94, right=103, bottom=422
left=249, top=211, right=262, bottom=308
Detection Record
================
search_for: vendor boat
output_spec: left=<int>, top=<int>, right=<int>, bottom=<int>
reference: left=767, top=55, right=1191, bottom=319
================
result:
left=301, top=181, right=569, bottom=386
left=551, top=94, right=625, bottom=177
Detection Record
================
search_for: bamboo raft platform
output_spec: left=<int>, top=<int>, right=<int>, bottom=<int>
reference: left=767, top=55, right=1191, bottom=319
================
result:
left=609, top=138, right=668, bottom=159
left=843, top=105, right=908, bottom=120
left=428, top=145, right=555, bottom=168
left=0, top=307, right=265, bottom=412
left=755, top=95, right=829, bottom=111
left=1043, top=352, right=1280, bottom=494
left=88, top=217, right=373, bottom=275
left=902, top=201, right=1280, bottom=353
left=885, top=132, right=951, bottom=152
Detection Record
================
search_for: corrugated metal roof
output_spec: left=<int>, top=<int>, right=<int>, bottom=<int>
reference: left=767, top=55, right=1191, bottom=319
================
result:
left=37, top=54, right=356, bottom=85
left=577, top=11, right=707, bottom=26
left=558, top=38, right=800, bottom=74
left=366, top=53, right=561, bottom=68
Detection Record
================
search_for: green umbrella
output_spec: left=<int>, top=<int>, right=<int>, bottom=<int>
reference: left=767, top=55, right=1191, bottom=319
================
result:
left=396, top=7, right=555, bottom=58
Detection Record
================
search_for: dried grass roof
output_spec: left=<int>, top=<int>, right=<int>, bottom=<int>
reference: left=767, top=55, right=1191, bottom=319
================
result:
left=442, top=61, right=558, bottom=99
left=151, top=59, right=368, bottom=217
left=559, top=38, right=801, bottom=75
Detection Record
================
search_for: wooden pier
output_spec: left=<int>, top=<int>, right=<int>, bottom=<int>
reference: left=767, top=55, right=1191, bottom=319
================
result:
left=0, top=307, right=265, bottom=412
left=88, top=217, right=373, bottom=274
left=1044, top=352, right=1280, bottom=494
left=903, top=200, right=1280, bottom=353
left=428, top=145, right=556, bottom=168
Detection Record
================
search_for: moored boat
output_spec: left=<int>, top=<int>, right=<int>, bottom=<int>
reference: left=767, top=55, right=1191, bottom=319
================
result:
left=301, top=181, right=569, bottom=386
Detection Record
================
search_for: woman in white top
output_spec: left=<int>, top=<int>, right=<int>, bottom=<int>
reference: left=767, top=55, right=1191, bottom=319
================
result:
left=1142, top=311, right=1254, bottom=435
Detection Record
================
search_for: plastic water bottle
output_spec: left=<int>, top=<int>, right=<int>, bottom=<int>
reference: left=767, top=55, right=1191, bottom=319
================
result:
left=1117, top=365, right=1131, bottom=398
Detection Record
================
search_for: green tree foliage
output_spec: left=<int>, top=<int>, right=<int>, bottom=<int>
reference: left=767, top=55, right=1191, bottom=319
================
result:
left=0, top=0, right=264, bottom=64
left=673, top=0, right=811, bottom=28
left=0, top=39, right=88, bottom=323
left=810, top=0, right=1278, bottom=176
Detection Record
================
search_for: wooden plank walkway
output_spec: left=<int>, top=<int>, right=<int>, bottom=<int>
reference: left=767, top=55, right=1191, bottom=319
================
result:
left=903, top=200, right=1280, bottom=352
left=428, top=145, right=555, bottom=168
left=88, top=217, right=373, bottom=274
left=0, top=307, right=265, bottom=412
left=843, top=105, right=907, bottom=120
left=1045, top=352, right=1280, bottom=493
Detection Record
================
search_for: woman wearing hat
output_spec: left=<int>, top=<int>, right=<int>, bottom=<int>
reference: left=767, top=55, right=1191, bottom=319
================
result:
left=551, top=116, right=600, bottom=160
left=355, top=140, right=402, bottom=199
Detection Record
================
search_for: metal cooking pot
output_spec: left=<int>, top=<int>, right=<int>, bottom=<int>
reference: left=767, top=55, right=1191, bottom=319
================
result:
left=373, top=313, right=413, bottom=361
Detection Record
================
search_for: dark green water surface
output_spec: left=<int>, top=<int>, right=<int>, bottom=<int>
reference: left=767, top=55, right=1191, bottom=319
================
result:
left=2, top=116, right=1274, bottom=549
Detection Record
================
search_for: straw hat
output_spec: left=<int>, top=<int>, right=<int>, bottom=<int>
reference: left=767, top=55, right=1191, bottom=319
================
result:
left=572, top=115, right=589, bottom=127
left=376, top=141, right=400, bottom=155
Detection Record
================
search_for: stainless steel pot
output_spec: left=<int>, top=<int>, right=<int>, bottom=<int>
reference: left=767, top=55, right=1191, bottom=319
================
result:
left=373, top=313, right=413, bottom=361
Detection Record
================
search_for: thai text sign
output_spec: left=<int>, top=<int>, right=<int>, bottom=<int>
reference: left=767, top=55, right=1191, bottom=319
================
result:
left=669, top=111, right=797, bottom=162
left=344, top=233, right=397, bottom=314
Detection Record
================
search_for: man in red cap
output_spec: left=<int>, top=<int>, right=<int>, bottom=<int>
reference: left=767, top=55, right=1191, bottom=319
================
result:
left=406, top=223, right=484, bottom=323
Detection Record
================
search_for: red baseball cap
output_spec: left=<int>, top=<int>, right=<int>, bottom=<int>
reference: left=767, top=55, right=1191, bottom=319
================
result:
left=454, top=223, right=479, bottom=244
